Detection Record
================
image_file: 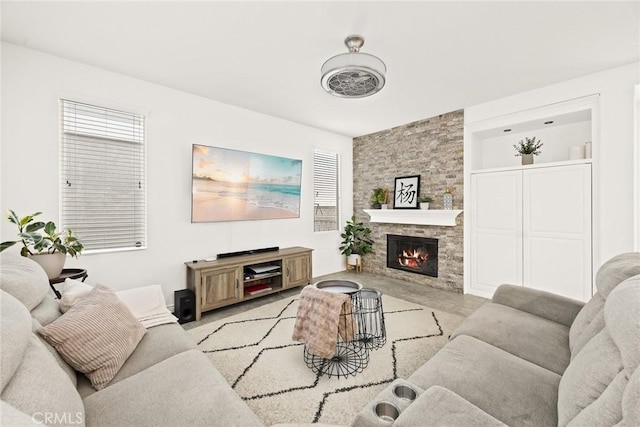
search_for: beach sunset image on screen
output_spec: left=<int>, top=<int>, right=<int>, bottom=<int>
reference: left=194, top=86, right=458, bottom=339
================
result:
left=191, top=144, right=302, bottom=222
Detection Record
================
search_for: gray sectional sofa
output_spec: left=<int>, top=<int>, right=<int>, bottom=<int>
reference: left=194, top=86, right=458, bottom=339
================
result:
left=355, top=252, right=640, bottom=426
left=3, top=251, right=639, bottom=427
left=0, top=254, right=263, bottom=427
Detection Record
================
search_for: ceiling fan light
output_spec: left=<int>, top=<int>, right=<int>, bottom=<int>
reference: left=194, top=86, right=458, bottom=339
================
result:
left=321, top=35, right=386, bottom=98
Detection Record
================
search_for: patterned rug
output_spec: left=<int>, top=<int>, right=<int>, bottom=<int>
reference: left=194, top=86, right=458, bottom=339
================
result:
left=187, top=293, right=464, bottom=426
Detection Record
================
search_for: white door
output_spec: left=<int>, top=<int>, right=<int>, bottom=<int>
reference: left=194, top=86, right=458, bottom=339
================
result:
left=470, top=170, right=523, bottom=298
left=523, top=164, right=592, bottom=301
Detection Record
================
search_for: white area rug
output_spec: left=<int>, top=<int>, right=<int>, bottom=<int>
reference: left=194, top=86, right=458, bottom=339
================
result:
left=187, top=293, right=464, bottom=426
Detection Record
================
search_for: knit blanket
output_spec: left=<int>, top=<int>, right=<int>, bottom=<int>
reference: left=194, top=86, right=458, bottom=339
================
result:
left=291, top=285, right=357, bottom=359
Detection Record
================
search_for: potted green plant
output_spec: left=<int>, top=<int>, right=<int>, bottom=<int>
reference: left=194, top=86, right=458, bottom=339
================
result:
left=513, top=136, right=543, bottom=165
left=370, top=188, right=389, bottom=209
left=339, top=215, right=374, bottom=267
left=418, top=196, right=433, bottom=210
left=0, top=210, right=84, bottom=279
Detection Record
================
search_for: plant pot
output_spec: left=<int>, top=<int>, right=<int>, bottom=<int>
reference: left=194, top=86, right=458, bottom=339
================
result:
left=381, top=204, right=388, bottom=210
left=420, top=202, right=430, bottom=210
left=347, top=254, right=361, bottom=267
left=29, top=252, right=66, bottom=279
left=521, top=154, right=534, bottom=165
left=371, top=203, right=381, bottom=209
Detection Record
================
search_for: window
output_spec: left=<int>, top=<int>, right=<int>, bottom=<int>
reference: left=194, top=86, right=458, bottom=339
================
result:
left=313, top=149, right=339, bottom=231
left=60, top=100, right=146, bottom=252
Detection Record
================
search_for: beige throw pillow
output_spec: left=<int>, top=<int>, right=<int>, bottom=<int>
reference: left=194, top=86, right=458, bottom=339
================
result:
left=38, top=284, right=146, bottom=390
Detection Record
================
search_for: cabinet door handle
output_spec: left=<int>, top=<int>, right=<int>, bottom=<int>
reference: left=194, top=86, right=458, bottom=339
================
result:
left=236, top=278, right=239, bottom=290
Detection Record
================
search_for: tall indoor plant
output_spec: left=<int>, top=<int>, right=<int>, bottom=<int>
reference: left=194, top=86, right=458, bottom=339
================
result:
left=0, top=210, right=84, bottom=278
left=339, top=215, right=374, bottom=266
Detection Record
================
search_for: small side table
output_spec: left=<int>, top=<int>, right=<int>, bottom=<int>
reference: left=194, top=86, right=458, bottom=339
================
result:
left=49, top=268, right=88, bottom=299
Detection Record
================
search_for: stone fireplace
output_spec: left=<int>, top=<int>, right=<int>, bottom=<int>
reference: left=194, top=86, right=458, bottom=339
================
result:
left=387, top=234, right=438, bottom=277
left=352, top=109, right=464, bottom=293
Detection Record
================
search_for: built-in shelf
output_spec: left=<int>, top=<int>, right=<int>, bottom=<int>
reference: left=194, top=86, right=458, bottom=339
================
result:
left=470, top=158, right=592, bottom=175
left=364, top=209, right=463, bottom=226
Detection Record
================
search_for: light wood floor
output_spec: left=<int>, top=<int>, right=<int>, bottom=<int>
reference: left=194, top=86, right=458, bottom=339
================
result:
left=182, top=270, right=487, bottom=330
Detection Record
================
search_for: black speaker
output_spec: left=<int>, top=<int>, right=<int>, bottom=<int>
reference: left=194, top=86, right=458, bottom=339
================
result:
left=174, top=289, right=195, bottom=324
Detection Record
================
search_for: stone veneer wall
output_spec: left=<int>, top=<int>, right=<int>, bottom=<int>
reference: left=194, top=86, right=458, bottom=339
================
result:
left=352, top=110, right=464, bottom=292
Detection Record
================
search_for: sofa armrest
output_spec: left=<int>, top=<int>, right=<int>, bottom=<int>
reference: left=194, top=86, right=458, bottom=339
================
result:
left=492, top=284, right=584, bottom=327
left=394, top=386, right=506, bottom=427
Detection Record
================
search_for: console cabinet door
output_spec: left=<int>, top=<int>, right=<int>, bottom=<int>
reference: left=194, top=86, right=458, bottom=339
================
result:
left=470, top=170, right=523, bottom=297
left=200, top=266, right=242, bottom=311
left=283, top=253, right=312, bottom=288
left=523, top=164, right=592, bottom=301
left=470, top=164, right=592, bottom=301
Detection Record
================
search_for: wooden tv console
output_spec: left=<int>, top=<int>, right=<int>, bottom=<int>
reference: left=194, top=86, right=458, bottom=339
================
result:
left=185, top=246, right=313, bottom=320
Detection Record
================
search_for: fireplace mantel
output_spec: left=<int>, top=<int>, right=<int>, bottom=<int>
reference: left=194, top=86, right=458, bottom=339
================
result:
left=363, top=209, right=463, bottom=226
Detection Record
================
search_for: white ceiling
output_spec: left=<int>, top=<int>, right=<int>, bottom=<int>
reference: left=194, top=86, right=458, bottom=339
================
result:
left=2, top=1, right=639, bottom=137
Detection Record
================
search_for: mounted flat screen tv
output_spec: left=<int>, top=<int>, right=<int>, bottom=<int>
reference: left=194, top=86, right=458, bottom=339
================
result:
left=191, top=144, right=302, bottom=223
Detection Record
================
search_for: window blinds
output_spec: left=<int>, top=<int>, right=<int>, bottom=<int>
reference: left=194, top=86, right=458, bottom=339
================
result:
left=313, top=149, right=339, bottom=232
left=313, top=150, right=339, bottom=207
left=60, top=100, right=146, bottom=252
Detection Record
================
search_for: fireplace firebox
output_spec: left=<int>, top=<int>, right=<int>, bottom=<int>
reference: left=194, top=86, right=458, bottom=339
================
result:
left=387, top=234, right=438, bottom=277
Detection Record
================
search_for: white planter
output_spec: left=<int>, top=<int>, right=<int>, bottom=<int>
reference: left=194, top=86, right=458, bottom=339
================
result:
left=420, top=202, right=430, bottom=210
left=347, top=254, right=361, bottom=266
left=381, top=204, right=388, bottom=210
left=29, top=252, right=66, bottom=279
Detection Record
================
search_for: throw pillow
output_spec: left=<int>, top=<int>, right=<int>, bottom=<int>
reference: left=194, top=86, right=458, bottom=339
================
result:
left=58, top=278, right=92, bottom=313
left=38, top=284, right=146, bottom=390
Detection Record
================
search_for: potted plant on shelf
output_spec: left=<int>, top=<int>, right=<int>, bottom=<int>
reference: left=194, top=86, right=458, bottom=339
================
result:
left=0, top=210, right=84, bottom=279
left=339, top=215, right=374, bottom=267
left=513, top=136, right=543, bottom=165
left=418, top=196, right=433, bottom=210
left=370, top=188, right=389, bottom=209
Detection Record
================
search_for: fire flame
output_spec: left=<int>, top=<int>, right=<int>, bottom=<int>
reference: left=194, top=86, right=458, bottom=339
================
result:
left=397, top=249, right=429, bottom=269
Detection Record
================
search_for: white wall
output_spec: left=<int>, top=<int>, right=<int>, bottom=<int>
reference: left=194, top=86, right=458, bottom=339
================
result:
left=465, top=61, right=640, bottom=271
left=0, top=42, right=353, bottom=303
left=480, top=121, right=592, bottom=169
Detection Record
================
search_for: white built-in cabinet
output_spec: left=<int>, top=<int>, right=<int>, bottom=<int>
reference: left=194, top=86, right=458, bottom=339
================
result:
left=464, top=94, right=598, bottom=302
left=470, top=163, right=592, bottom=301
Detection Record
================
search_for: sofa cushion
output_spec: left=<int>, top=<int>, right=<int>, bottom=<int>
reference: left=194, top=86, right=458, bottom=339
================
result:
left=1, top=334, right=84, bottom=426
left=568, top=294, right=605, bottom=358
left=557, top=276, right=640, bottom=426
left=491, top=284, right=583, bottom=327
left=31, top=318, right=77, bottom=388
left=82, top=349, right=263, bottom=427
left=38, top=284, right=146, bottom=390
left=30, top=296, right=63, bottom=326
left=451, top=302, right=570, bottom=375
left=0, top=292, right=33, bottom=392
left=76, top=323, right=197, bottom=398
left=0, top=401, right=41, bottom=426
left=569, top=253, right=640, bottom=358
left=606, top=276, right=640, bottom=374
left=622, top=368, right=640, bottom=426
left=594, top=253, right=640, bottom=298
left=0, top=253, right=49, bottom=311
left=408, top=335, right=561, bottom=427
left=395, top=386, right=507, bottom=427
left=0, top=291, right=84, bottom=425
left=558, top=328, right=625, bottom=426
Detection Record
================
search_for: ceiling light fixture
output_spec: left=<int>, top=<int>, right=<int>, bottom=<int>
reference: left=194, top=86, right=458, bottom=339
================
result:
left=321, top=34, right=386, bottom=98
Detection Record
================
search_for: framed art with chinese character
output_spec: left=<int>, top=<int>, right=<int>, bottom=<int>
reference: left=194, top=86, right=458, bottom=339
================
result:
left=393, top=175, right=420, bottom=209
